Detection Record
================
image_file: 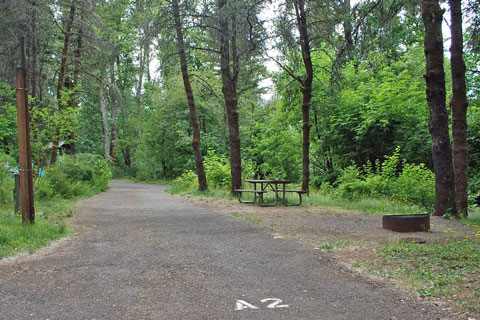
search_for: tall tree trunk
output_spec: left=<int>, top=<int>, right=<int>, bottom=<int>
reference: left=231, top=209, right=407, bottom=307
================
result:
left=218, top=0, right=242, bottom=193
left=344, top=0, right=353, bottom=60
left=29, top=0, right=40, bottom=165
left=109, top=66, right=118, bottom=166
left=111, top=74, right=130, bottom=168
left=422, top=0, right=457, bottom=217
left=110, top=102, right=117, bottom=166
left=30, top=0, right=38, bottom=98
left=99, top=82, right=110, bottom=161
left=50, top=0, right=76, bottom=165
left=136, top=48, right=144, bottom=104
left=294, top=0, right=313, bottom=192
left=113, top=55, right=131, bottom=167
left=69, top=27, right=83, bottom=156
left=133, top=39, right=150, bottom=167
left=449, top=0, right=469, bottom=217
left=118, top=87, right=132, bottom=167
left=39, top=50, right=45, bottom=101
left=172, top=0, right=208, bottom=191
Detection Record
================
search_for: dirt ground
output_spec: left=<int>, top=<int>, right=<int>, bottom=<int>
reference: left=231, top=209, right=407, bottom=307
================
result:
left=191, top=195, right=476, bottom=247
left=185, top=195, right=480, bottom=320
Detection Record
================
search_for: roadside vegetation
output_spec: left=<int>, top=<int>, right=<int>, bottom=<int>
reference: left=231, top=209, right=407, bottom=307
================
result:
left=353, top=219, right=480, bottom=313
left=0, top=154, right=111, bottom=259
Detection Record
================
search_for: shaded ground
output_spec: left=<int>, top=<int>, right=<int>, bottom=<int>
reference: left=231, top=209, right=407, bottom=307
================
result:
left=0, top=181, right=464, bottom=319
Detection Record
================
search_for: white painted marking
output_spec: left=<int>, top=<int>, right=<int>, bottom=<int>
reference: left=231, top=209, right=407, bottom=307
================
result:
left=235, top=300, right=259, bottom=311
left=261, top=298, right=289, bottom=309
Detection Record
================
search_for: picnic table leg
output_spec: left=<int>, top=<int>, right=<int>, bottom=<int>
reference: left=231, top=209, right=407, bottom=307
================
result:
left=238, top=191, right=258, bottom=204
left=285, top=192, right=303, bottom=206
left=260, top=183, right=278, bottom=207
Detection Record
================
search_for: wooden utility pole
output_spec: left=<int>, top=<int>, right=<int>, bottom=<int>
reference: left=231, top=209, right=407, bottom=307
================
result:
left=16, top=37, right=35, bottom=224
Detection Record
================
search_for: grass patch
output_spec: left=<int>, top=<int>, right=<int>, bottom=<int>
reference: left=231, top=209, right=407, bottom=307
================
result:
left=464, top=216, right=480, bottom=227
left=360, top=230, right=480, bottom=312
left=0, top=198, right=76, bottom=259
left=231, top=213, right=261, bottom=224
left=305, top=193, right=426, bottom=215
left=315, top=240, right=352, bottom=251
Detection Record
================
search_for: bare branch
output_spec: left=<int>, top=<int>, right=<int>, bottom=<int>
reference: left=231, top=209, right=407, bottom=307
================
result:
left=266, top=54, right=303, bottom=85
left=191, top=73, right=224, bottom=105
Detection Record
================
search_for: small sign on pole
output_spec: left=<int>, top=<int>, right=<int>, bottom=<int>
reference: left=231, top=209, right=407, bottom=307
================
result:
left=15, top=36, right=35, bottom=224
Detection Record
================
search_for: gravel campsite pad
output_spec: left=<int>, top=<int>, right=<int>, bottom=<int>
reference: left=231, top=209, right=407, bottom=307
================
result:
left=191, top=195, right=480, bottom=319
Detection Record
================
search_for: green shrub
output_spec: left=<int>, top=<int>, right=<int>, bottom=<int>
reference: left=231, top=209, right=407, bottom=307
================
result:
left=76, top=153, right=112, bottom=191
left=335, top=148, right=435, bottom=210
left=0, top=154, right=16, bottom=204
left=203, top=149, right=231, bottom=188
left=175, top=149, right=256, bottom=190
left=468, top=174, right=480, bottom=206
left=335, top=165, right=364, bottom=199
left=35, top=154, right=112, bottom=199
left=394, top=163, right=435, bottom=209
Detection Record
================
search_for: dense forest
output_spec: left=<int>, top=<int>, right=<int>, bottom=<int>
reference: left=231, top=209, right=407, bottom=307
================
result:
left=0, top=0, right=479, bottom=216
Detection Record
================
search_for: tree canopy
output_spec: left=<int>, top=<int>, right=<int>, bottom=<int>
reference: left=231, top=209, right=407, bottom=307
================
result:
left=1, top=0, right=479, bottom=216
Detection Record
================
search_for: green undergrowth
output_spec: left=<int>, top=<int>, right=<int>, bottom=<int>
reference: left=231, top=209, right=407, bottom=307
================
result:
left=167, top=180, right=426, bottom=215
left=35, top=154, right=111, bottom=200
left=0, top=198, right=76, bottom=259
left=304, top=192, right=426, bottom=215
left=465, top=215, right=480, bottom=226
left=0, top=154, right=112, bottom=260
left=355, top=224, right=480, bottom=313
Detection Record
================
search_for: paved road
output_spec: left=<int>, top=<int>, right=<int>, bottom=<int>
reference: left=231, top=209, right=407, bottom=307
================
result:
left=0, top=181, right=450, bottom=319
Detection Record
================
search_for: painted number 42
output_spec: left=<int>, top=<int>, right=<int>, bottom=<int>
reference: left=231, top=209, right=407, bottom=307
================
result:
left=235, top=298, right=289, bottom=311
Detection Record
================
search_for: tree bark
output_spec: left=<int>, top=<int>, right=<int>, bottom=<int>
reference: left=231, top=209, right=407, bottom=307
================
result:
left=294, top=0, right=313, bottom=192
left=68, top=28, right=83, bottom=156
left=110, top=101, right=117, bottom=166
left=218, top=0, right=242, bottom=193
left=449, top=0, right=469, bottom=217
left=133, top=38, right=150, bottom=167
left=99, top=82, right=110, bottom=161
left=69, top=27, right=83, bottom=156
left=343, top=0, right=353, bottom=60
left=172, top=0, right=208, bottom=191
left=50, top=0, right=76, bottom=165
left=422, top=0, right=457, bottom=217
left=109, top=69, right=118, bottom=166
left=30, top=0, right=39, bottom=98
left=117, top=84, right=132, bottom=167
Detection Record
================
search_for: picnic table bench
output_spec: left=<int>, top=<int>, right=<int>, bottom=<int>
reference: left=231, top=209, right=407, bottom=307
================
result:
left=235, top=179, right=307, bottom=206
left=234, top=189, right=268, bottom=204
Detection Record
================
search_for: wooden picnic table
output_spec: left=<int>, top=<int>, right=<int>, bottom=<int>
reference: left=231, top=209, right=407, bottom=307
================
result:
left=235, top=179, right=307, bottom=206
